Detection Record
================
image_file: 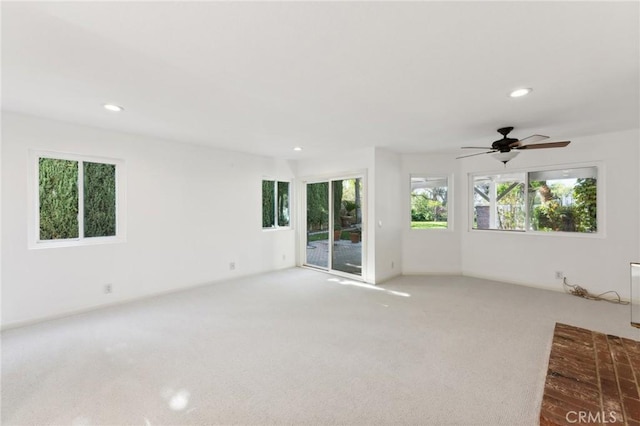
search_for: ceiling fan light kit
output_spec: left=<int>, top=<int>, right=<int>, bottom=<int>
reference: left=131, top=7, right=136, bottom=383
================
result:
left=493, top=151, right=519, bottom=165
left=457, top=126, right=571, bottom=165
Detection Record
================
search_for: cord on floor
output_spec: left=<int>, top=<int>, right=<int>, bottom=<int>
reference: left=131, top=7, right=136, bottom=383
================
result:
left=563, top=277, right=629, bottom=305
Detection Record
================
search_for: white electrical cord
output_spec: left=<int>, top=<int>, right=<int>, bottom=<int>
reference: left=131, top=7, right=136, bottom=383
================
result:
left=562, top=277, right=629, bottom=305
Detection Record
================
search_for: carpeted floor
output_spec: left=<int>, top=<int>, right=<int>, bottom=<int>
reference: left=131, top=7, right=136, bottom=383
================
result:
left=2, top=268, right=639, bottom=425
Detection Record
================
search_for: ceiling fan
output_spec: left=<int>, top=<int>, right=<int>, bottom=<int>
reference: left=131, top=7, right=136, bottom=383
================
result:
left=456, top=127, right=571, bottom=164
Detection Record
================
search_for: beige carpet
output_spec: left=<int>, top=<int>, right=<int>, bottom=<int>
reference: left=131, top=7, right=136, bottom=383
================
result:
left=2, top=268, right=639, bottom=425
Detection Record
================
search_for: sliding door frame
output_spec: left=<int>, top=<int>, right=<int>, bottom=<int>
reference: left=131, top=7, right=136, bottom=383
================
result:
left=298, top=171, right=368, bottom=282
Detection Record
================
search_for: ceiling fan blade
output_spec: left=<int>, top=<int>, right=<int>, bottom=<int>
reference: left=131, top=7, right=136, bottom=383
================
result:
left=519, top=134, right=550, bottom=144
left=508, top=134, right=550, bottom=148
left=456, top=150, right=495, bottom=159
left=461, top=146, right=493, bottom=149
left=516, top=141, right=570, bottom=150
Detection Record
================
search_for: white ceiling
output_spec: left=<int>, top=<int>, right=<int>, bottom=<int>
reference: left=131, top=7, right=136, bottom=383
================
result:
left=2, top=1, right=639, bottom=159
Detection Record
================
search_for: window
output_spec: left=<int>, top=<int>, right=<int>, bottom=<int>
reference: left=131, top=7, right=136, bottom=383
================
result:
left=473, top=172, right=526, bottom=231
left=262, top=180, right=290, bottom=228
left=410, top=175, right=449, bottom=229
left=528, top=167, right=597, bottom=233
left=34, top=153, right=122, bottom=246
left=471, top=166, right=598, bottom=234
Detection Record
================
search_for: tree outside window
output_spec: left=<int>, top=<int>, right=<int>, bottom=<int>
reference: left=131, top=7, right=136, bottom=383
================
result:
left=411, top=176, right=448, bottom=229
left=262, top=180, right=290, bottom=229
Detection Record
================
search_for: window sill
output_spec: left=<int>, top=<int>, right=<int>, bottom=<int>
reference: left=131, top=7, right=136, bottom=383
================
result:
left=468, top=228, right=604, bottom=239
left=262, top=227, right=293, bottom=232
left=29, top=236, right=126, bottom=250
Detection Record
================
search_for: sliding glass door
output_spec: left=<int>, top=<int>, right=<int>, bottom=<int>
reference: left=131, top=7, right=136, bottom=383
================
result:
left=305, top=177, right=363, bottom=278
left=305, top=182, right=329, bottom=269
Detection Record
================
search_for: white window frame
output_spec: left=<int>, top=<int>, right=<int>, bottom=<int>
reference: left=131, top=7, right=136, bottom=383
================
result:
left=409, top=173, right=453, bottom=231
left=28, top=150, right=126, bottom=249
left=468, top=162, right=604, bottom=238
left=262, top=178, right=292, bottom=231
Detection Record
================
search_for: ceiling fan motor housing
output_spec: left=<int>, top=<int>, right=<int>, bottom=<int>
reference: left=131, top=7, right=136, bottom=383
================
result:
left=493, top=140, right=519, bottom=152
left=491, top=127, right=518, bottom=151
left=492, top=139, right=518, bottom=151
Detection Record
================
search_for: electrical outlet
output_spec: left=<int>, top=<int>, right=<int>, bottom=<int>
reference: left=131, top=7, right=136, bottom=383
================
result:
left=391, top=261, right=395, bottom=269
left=555, top=271, right=564, bottom=280
left=229, top=262, right=236, bottom=271
left=282, top=254, right=286, bottom=261
left=104, top=284, right=113, bottom=294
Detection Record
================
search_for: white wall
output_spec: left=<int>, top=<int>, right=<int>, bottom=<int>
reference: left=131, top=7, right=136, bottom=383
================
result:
left=1, top=113, right=296, bottom=328
left=0, top=113, right=3, bottom=327
left=459, top=128, right=640, bottom=298
left=372, top=148, right=403, bottom=282
left=401, top=154, right=462, bottom=275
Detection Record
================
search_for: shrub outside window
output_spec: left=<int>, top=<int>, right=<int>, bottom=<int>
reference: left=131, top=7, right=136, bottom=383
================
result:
left=37, top=154, right=120, bottom=244
left=411, top=176, right=449, bottom=229
left=262, top=180, right=290, bottom=229
left=471, top=166, right=598, bottom=234
left=528, top=167, right=597, bottom=233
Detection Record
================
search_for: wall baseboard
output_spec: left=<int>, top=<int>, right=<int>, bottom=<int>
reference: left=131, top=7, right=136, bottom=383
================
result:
left=373, top=271, right=403, bottom=285
left=460, top=271, right=631, bottom=303
left=401, top=270, right=462, bottom=276
left=461, top=271, right=565, bottom=293
left=1, top=268, right=291, bottom=332
left=3, top=268, right=629, bottom=331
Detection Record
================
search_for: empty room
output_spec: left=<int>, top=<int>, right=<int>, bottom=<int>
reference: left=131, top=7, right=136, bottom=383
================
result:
left=2, top=1, right=639, bottom=425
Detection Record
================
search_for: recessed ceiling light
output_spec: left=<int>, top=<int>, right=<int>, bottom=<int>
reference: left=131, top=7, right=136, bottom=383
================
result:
left=293, top=147, right=303, bottom=151
left=509, top=88, right=532, bottom=98
left=103, top=104, right=124, bottom=112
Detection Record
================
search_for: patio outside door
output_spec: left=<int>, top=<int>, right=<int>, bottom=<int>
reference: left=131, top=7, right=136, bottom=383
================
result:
left=305, top=177, right=363, bottom=278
